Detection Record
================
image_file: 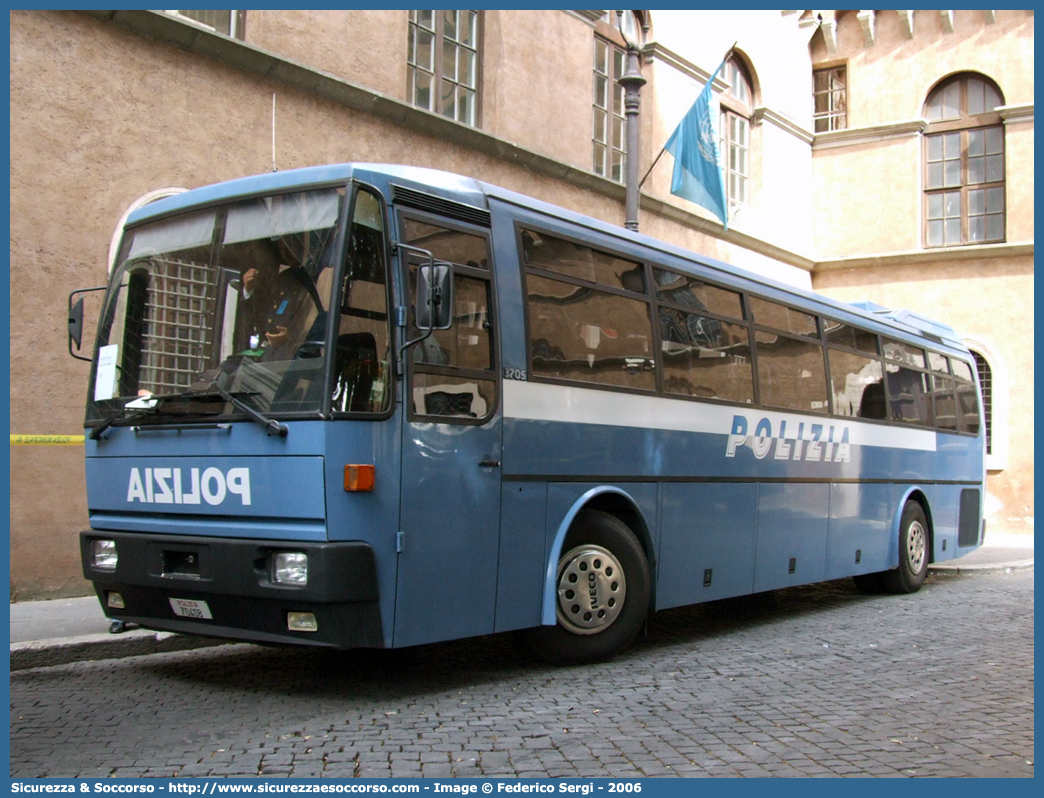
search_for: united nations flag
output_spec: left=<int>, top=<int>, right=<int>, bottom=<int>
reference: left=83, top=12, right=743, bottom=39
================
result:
left=663, top=56, right=730, bottom=230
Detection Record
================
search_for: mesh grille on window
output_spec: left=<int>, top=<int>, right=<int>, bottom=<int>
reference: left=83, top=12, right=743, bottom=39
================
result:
left=140, top=258, right=218, bottom=394
left=973, top=351, right=993, bottom=456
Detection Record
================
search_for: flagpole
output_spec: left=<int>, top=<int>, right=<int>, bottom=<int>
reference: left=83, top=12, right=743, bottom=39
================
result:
left=637, top=148, right=667, bottom=191
left=639, top=42, right=738, bottom=192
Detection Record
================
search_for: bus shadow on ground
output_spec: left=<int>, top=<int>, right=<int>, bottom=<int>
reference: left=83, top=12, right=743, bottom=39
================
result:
left=137, top=573, right=953, bottom=700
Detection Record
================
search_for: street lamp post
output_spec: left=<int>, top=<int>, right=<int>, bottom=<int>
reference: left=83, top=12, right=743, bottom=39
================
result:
left=617, top=10, right=647, bottom=232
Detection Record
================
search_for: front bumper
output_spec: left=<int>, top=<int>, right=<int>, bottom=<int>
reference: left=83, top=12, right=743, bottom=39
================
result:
left=80, top=530, right=383, bottom=648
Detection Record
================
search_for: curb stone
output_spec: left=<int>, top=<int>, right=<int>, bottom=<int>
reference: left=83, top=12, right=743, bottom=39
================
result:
left=10, top=629, right=228, bottom=671
left=929, top=558, right=1034, bottom=576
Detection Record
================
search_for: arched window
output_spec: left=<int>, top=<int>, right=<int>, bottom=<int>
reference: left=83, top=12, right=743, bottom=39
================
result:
left=923, top=74, right=1005, bottom=248
left=719, top=55, right=753, bottom=210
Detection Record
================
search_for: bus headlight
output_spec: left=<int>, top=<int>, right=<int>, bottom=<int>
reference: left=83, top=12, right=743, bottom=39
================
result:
left=91, top=539, right=118, bottom=571
left=272, top=552, right=308, bottom=586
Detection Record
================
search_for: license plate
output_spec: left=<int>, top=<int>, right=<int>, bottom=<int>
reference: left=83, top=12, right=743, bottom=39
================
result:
left=168, top=597, right=213, bottom=620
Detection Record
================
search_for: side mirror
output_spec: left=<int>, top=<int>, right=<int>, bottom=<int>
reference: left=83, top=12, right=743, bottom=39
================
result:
left=415, top=262, right=454, bottom=331
left=395, top=243, right=454, bottom=370
left=68, top=296, right=85, bottom=350
left=68, top=287, right=106, bottom=362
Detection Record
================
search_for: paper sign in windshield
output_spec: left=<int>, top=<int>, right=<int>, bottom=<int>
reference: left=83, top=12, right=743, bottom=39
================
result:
left=94, top=344, right=118, bottom=402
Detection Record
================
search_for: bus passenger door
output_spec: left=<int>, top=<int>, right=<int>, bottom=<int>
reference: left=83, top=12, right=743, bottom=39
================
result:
left=394, top=212, right=502, bottom=647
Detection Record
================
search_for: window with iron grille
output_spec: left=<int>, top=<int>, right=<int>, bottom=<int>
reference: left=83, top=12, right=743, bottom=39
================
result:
left=407, top=10, right=481, bottom=127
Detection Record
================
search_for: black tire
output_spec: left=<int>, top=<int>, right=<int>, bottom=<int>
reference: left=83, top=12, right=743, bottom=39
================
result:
left=523, top=510, right=650, bottom=666
left=879, top=501, right=930, bottom=594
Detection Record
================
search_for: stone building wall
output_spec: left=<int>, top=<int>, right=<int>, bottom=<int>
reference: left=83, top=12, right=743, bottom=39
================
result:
left=8, top=9, right=1033, bottom=598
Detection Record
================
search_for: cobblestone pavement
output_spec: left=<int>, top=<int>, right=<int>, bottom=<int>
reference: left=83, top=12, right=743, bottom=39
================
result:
left=10, top=569, right=1033, bottom=779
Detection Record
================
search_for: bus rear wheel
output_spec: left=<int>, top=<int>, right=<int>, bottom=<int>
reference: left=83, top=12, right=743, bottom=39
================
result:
left=524, top=510, right=650, bottom=666
left=879, top=501, right=930, bottom=594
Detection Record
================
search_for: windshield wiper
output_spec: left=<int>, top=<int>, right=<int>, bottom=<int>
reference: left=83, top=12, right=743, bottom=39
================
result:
left=90, top=385, right=288, bottom=439
left=198, top=382, right=288, bottom=437
left=89, top=400, right=156, bottom=440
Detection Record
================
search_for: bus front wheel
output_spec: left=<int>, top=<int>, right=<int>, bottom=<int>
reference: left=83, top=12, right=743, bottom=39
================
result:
left=880, top=501, right=930, bottom=594
left=524, top=510, right=650, bottom=666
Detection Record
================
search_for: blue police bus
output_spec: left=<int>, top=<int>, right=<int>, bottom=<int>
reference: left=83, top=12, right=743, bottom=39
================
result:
left=74, top=164, right=985, bottom=664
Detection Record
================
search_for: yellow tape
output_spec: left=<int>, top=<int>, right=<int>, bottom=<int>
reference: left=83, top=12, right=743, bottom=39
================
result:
left=10, top=434, right=86, bottom=446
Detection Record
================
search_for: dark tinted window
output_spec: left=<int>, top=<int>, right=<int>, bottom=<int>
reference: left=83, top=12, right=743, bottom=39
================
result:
left=956, top=379, right=982, bottom=434
left=824, top=320, right=878, bottom=354
left=527, top=273, right=654, bottom=391
left=401, top=216, right=496, bottom=421
left=933, top=373, right=958, bottom=431
left=829, top=349, right=885, bottom=419
left=402, top=218, right=489, bottom=269
left=661, top=314, right=752, bottom=403
left=928, top=352, right=950, bottom=373
left=652, top=269, right=743, bottom=319
left=755, top=331, right=828, bottom=412
left=411, top=273, right=492, bottom=372
left=952, top=359, right=975, bottom=382
left=885, top=364, right=934, bottom=426
left=883, top=338, right=927, bottom=369
left=411, top=373, right=497, bottom=419
left=956, top=357, right=982, bottom=435
left=334, top=189, right=391, bottom=414
left=749, top=297, right=818, bottom=337
left=521, top=229, right=644, bottom=293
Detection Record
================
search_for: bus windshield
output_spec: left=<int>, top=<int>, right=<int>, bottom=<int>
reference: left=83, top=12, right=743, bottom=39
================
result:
left=87, top=187, right=348, bottom=424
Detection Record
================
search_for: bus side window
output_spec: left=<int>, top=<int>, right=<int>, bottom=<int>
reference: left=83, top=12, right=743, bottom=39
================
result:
left=521, top=229, right=654, bottom=392
left=334, top=188, right=392, bottom=414
left=751, top=297, right=828, bottom=413
left=755, top=329, right=829, bottom=412
left=883, top=338, right=934, bottom=427
left=829, top=348, right=885, bottom=419
left=118, top=268, right=149, bottom=398
left=929, top=354, right=958, bottom=431
left=933, top=373, right=959, bottom=430
left=951, top=360, right=981, bottom=435
left=653, top=267, right=752, bottom=403
left=885, top=365, right=934, bottom=426
left=401, top=216, right=497, bottom=421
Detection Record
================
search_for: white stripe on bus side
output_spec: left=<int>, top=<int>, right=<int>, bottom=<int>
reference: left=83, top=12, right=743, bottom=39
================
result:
left=502, top=380, right=937, bottom=453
